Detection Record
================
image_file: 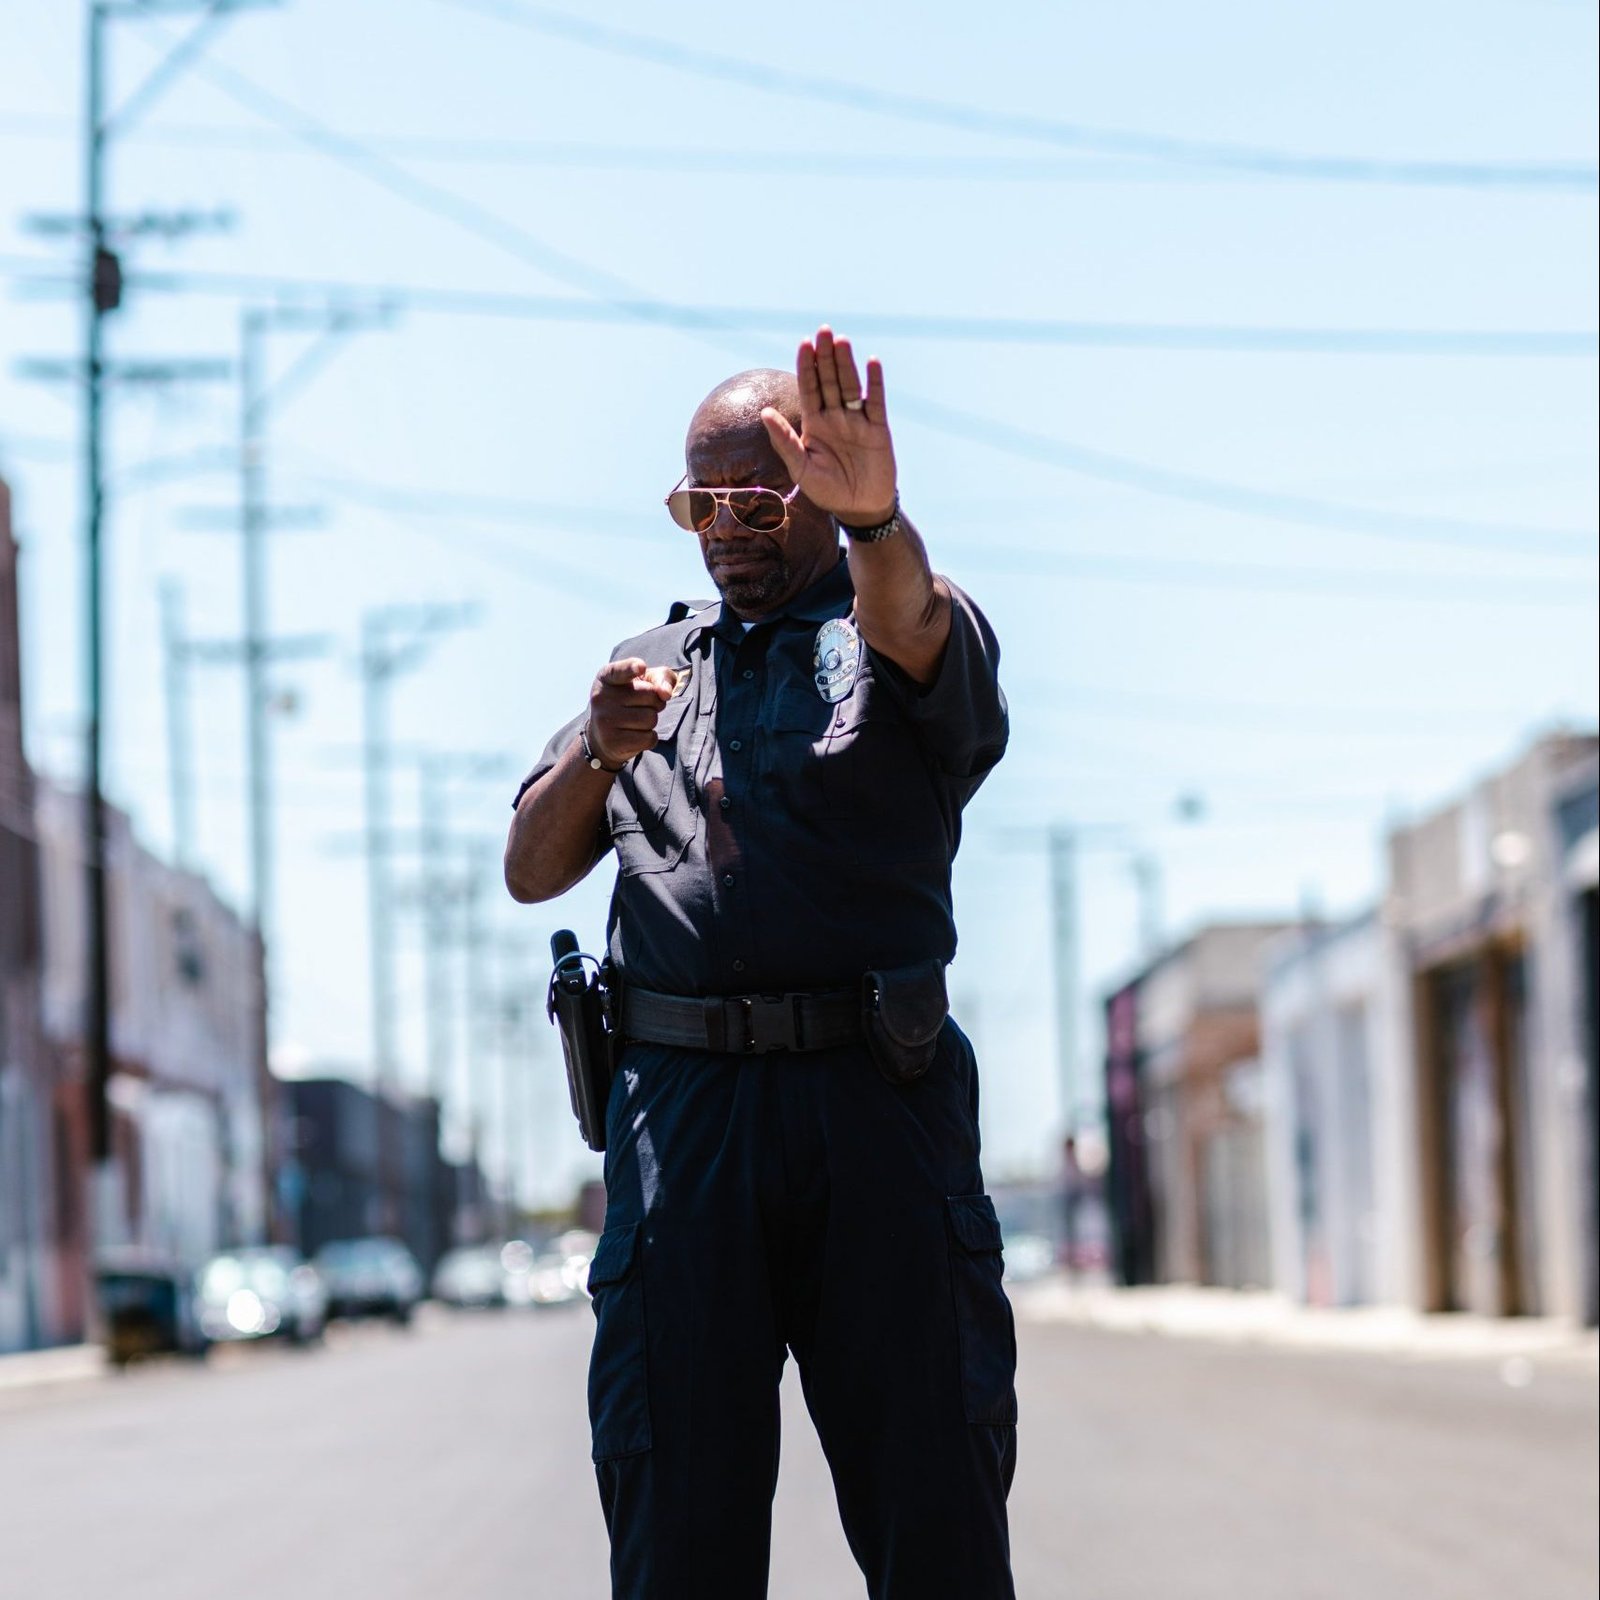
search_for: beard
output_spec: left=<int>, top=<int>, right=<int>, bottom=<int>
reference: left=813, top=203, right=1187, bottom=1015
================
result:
left=704, top=537, right=792, bottom=616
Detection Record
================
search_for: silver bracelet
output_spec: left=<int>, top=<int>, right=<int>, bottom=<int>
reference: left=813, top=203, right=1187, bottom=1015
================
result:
left=839, top=496, right=903, bottom=544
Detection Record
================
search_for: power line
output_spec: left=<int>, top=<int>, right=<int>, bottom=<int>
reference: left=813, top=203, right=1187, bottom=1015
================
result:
left=1033, top=681, right=1547, bottom=730
left=0, top=112, right=1403, bottom=185
left=12, top=249, right=1594, bottom=560
left=174, top=47, right=673, bottom=314
left=307, top=469, right=1595, bottom=609
left=53, top=51, right=1600, bottom=556
left=892, top=393, right=1597, bottom=558
left=436, top=0, right=1600, bottom=193
left=9, top=254, right=1592, bottom=357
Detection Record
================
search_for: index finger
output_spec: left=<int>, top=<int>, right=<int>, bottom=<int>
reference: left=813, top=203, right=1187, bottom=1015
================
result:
left=599, top=657, right=650, bottom=686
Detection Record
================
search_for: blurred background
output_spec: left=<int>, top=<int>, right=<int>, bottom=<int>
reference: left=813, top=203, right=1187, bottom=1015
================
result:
left=0, top=3, right=1594, bottom=1597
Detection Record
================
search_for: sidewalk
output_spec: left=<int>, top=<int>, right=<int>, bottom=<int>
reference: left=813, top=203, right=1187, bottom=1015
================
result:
left=0, top=1343, right=105, bottom=1395
left=1012, top=1277, right=1600, bottom=1371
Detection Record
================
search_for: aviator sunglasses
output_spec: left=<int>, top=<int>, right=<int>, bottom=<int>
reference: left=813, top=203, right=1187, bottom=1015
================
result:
left=664, top=474, right=802, bottom=536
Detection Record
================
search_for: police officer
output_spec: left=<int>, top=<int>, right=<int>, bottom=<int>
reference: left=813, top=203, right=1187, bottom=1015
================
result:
left=506, top=328, right=1015, bottom=1599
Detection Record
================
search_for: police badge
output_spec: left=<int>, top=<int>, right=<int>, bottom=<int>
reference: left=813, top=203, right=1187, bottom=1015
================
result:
left=813, top=616, right=861, bottom=704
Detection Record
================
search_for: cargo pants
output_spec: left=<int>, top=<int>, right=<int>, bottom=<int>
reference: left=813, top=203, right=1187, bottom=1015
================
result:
left=585, top=1018, right=1018, bottom=1599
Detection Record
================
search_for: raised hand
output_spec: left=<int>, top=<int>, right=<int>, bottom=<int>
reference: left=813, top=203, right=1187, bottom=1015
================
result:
left=760, top=327, right=898, bottom=527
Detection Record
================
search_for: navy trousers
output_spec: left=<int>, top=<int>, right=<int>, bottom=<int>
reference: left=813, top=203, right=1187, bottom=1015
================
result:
left=586, top=1019, right=1018, bottom=1599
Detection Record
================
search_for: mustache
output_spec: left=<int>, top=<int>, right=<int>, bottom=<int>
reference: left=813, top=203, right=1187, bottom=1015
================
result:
left=706, top=534, right=784, bottom=563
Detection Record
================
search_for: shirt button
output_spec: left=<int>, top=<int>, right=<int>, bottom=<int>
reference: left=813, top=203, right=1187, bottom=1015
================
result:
left=729, top=738, right=743, bottom=752
left=733, top=959, right=746, bottom=973
left=722, top=873, right=736, bottom=888
left=741, top=668, right=755, bottom=681
left=719, top=795, right=732, bottom=811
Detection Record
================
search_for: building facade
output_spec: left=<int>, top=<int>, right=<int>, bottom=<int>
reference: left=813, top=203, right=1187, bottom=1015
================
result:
left=1260, top=913, right=1424, bottom=1309
left=1104, top=922, right=1292, bottom=1289
left=283, top=1075, right=462, bottom=1275
left=1543, top=750, right=1598, bottom=1324
left=0, top=478, right=71, bottom=1354
left=35, top=777, right=269, bottom=1300
left=1387, top=732, right=1599, bottom=1322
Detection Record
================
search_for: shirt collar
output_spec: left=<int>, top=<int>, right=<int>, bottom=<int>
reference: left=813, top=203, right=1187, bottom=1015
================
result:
left=687, top=551, right=852, bottom=648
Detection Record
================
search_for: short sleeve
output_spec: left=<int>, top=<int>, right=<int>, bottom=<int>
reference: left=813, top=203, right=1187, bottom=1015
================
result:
left=869, top=578, right=1008, bottom=784
left=511, top=706, right=613, bottom=878
left=512, top=707, right=587, bottom=812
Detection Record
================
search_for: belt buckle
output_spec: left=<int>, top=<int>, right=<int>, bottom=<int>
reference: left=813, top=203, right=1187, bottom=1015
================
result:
left=740, top=994, right=800, bottom=1053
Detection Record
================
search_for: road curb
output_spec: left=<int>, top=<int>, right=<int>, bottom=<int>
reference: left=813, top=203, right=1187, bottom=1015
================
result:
left=1013, top=1279, right=1600, bottom=1368
left=0, top=1344, right=107, bottom=1393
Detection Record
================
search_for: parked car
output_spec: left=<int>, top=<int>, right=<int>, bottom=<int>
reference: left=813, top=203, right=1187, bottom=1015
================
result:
left=433, top=1245, right=509, bottom=1309
left=523, top=1250, right=586, bottom=1309
left=95, top=1254, right=209, bottom=1365
left=195, top=1247, right=328, bottom=1345
left=999, top=1232, right=1057, bottom=1284
left=314, top=1237, right=424, bottom=1324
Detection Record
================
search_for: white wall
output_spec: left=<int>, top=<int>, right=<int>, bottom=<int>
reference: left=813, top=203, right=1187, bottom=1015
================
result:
left=1262, top=914, right=1422, bottom=1309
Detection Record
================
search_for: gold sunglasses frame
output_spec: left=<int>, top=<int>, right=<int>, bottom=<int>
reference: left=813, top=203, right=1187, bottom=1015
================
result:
left=664, top=474, right=803, bottom=536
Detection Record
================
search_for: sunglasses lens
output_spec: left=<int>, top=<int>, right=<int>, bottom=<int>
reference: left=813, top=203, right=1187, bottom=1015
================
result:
left=730, top=490, right=786, bottom=534
left=667, top=489, right=718, bottom=533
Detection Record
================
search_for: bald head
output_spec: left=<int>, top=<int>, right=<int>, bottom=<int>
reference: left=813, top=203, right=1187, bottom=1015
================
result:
left=687, top=367, right=799, bottom=458
left=679, top=366, right=838, bottom=618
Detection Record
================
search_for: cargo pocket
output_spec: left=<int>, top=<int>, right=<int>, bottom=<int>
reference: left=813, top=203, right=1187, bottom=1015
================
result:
left=586, top=1222, right=652, bottom=1459
left=946, top=1195, right=1019, bottom=1426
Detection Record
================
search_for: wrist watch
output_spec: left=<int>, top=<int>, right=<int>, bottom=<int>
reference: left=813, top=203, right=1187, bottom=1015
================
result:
left=839, top=496, right=903, bottom=544
left=580, top=722, right=623, bottom=774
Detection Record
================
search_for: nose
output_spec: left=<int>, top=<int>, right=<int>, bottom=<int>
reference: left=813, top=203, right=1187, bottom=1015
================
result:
left=709, top=497, right=753, bottom=539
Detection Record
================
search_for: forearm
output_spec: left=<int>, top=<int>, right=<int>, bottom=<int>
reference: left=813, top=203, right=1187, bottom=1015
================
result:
left=845, top=510, right=951, bottom=686
left=504, top=737, right=614, bottom=903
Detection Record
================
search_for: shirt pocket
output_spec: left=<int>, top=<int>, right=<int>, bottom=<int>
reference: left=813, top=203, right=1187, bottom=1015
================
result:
left=607, top=689, right=696, bottom=877
left=765, top=679, right=835, bottom=819
left=776, top=674, right=946, bottom=864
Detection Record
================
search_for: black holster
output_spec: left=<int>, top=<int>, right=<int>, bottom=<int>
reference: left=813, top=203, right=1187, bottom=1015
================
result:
left=861, top=959, right=949, bottom=1085
left=547, top=931, right=617, bottom=1153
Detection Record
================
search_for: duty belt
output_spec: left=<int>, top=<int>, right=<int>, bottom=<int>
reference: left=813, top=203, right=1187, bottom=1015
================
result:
left=622, top=985, right=862, bottom=1054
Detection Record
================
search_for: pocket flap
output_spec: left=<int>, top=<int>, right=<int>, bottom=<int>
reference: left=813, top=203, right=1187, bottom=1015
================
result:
left=865, top=959, right=949, bottom=1047
left=653, top=687, right=693, bottom=743
left=587, top=1222, right=640, bottom=1290
left=771, top=680, right=835, bottom=736
left=947, top=1194, right=1004, bottom=1255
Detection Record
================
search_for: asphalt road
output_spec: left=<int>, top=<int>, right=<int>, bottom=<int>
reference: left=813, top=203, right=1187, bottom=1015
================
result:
left=1, top=1296, right=1594, bottom=1599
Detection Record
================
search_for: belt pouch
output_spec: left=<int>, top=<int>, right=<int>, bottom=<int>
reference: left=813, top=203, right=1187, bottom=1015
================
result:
left=861, top=959, right=948, bottom=1085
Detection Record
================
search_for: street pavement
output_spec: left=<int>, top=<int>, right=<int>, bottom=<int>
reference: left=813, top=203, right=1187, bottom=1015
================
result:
left=0, top=1293, right=1594, bottom=1600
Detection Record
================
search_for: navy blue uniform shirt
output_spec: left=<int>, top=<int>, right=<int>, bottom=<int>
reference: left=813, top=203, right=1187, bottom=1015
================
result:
left=515, top=554, right=1006, bottom=994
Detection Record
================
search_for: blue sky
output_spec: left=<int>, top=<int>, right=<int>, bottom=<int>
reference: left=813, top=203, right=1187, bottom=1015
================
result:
left=1, top=0, right=1595, bottom=1201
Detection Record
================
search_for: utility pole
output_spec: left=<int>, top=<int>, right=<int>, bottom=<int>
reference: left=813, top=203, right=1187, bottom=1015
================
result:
left=1131, top=852, right=1164, bottom=962
left=183, top=301, right=389, bottom=1246
left=492, top=935, right=543, bottom=1235
left=183, top=302, right=391, bottom=972
left=406, top=752, right=508, bottom=1113
left=359, top=606, right=475, bottom=1228
left=30, top=0, right=273, bottom=1231
left=1047, top=825, right=1081, bottom=1139
left=158, top=577, right=196, bottom=869
left=456, top=837, right=499, bottom=1234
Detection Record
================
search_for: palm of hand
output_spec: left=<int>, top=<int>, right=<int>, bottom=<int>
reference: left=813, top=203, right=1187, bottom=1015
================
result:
left=761, top=328, right=899, bottom=526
